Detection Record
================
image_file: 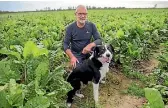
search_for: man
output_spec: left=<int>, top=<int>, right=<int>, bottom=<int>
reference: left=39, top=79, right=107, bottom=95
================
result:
left=63, top=5, right=102, bottom=69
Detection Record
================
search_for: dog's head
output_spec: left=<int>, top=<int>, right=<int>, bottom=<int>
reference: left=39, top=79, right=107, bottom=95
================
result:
left=92, top=44, right=114, bottom=64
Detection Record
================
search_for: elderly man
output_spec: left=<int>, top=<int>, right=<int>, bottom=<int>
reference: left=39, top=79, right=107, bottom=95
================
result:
left=63, top=5, right=102, bottom=69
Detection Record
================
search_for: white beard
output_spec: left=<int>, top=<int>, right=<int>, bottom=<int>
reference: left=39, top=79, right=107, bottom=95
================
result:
left=79, top=20, right=86, bottom=24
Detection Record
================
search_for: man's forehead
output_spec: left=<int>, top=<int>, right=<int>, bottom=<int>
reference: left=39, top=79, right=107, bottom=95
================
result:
left=76, top=6, right=87, bottom=13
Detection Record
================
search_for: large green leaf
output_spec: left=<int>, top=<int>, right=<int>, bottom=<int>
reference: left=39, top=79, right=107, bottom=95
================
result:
left=0, top=90, right=11, bottom=108
left=35, top=61, right=49, bottom=95
left=0, top=61, right=20, bottom=84
left=23, top=41, right=48, bottom=59
left=7, top=79, right=25, bottom=107
left=0, top=79, right=25, bottom=107
left=116, top=29, right=124, bottom=38
left=145, top=88, right=164, bottom=108
left=24, top=96, right=50, bottom=108
left=0, top=49, right=21, bottom=60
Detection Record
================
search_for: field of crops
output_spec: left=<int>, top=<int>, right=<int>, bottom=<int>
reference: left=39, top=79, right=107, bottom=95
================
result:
left=0, top=9, right=168, bottom=108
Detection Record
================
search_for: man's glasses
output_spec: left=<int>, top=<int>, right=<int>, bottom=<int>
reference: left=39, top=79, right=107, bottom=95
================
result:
left=76, top=13, right=88, bottom=16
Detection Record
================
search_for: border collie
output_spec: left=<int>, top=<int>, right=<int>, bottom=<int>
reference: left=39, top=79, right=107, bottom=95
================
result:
left=66, top=44, right=114, bottom=107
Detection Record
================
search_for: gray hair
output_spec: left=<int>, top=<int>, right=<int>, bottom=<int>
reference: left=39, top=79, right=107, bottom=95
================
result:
left=75, top=5, right=87, bottom=13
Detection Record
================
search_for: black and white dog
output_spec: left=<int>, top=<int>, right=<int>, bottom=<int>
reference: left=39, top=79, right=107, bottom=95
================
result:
left=66, top=44, right=114, bottom=107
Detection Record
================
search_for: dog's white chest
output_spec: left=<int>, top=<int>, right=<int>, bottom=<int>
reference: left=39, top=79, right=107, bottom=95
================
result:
left=100, top=63, right=109, bottom=79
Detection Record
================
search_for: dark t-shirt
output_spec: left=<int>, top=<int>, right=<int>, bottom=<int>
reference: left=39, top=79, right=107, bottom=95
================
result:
left=63, top=21, right=102, bottom=56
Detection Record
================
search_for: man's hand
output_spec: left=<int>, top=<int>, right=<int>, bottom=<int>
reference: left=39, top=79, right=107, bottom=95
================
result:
left=70, top=56, right=79, bottom=69
left=82, top=43, right=96, bottom=54
left=65, top=49, right=79, bottom=69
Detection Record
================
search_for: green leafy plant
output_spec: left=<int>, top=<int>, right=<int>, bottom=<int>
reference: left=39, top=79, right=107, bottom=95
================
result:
left=0, top=79, right=25, bottom=107
left=144, top=88, right=164, bottom=108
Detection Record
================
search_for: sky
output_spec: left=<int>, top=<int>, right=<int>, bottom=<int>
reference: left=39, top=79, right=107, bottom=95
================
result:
left=0, top=0, right=168, bottom=12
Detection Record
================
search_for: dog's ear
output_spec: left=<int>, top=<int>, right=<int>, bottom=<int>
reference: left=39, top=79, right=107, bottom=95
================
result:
left=109, top=44, right=114, bottom=53
left=108, top=44, right=115, bottom=67
left=93, top=46, right=100, bottom=57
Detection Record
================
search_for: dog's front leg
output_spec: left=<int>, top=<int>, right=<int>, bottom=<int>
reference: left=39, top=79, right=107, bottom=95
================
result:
left=93, top=82, right=99, bottom=103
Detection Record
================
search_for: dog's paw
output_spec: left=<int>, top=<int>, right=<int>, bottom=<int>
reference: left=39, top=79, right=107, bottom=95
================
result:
left=95, top=103, right=101, bottom=108
left=67, top=103, right=72, bottom=108
left=81, top=84, right=87, bottom=89
left=94, top=101, right=102, bottom=108
left=75, top=93, right=84, bottom=98
left=100, top=80, right=106, bottom=84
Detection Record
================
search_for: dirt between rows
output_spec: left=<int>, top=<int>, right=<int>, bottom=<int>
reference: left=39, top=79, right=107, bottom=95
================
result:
left=98, top=70, right=146, bottom=108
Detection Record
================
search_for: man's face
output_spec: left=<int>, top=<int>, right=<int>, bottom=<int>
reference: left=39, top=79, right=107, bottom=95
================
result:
left=75, top=7, right=87, bottom=24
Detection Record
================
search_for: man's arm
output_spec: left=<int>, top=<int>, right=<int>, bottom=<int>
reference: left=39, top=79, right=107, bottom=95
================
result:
left=92, top=23, right=102, bottom=45
left=63, top=26, right=79, bottom=68
left=65, top=49, right=74, bottom=59
left=63, top=26, right=74, bottom=58
left=82, top=23, right=102, bottom=54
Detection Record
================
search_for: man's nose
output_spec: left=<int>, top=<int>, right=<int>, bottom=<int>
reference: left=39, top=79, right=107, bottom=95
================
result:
left=81, top=14, right=86, bottom=17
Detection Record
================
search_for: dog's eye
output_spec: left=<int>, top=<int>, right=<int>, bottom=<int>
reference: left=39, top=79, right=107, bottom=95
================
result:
left=107, top=47, right=111, bottom=50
